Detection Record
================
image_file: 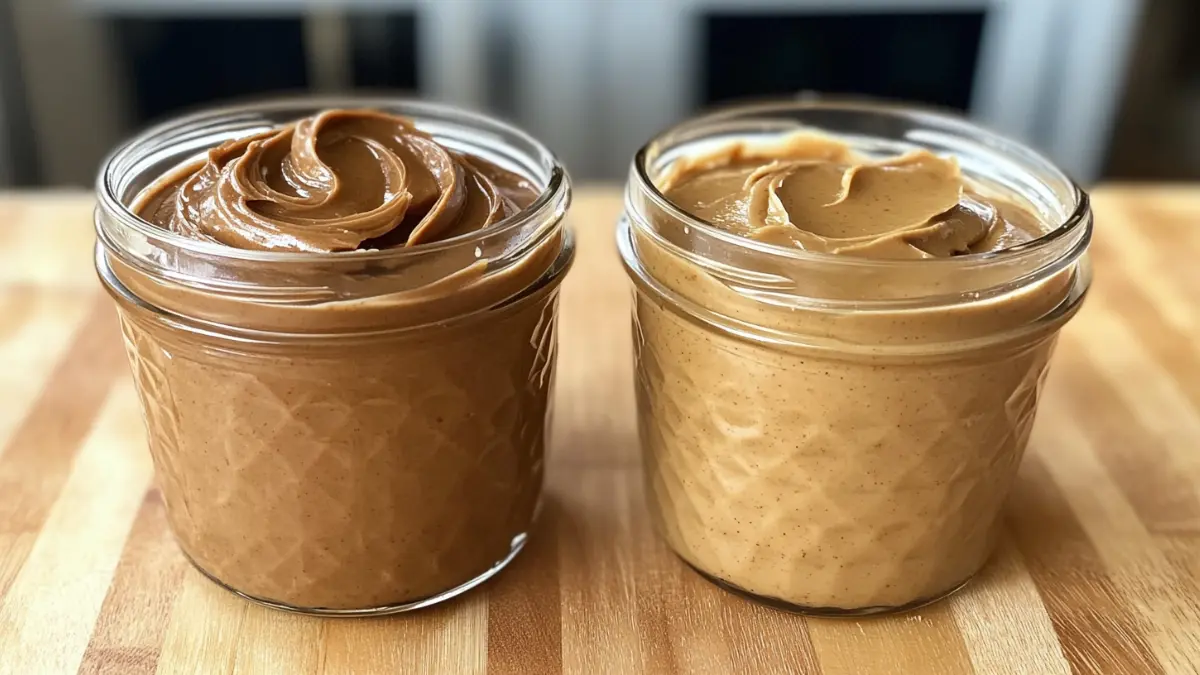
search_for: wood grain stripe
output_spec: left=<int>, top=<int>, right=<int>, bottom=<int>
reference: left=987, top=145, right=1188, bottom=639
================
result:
left=1067, top=310, right=1200, bottom=482
left=0, top=298, right=125, bottom=599
left=78, top=490, right=189, bottom=675
left=232, top=607, right=324, bottom=674
left=632, top=534, right=680, bottom=675
left=1119, top=203, right=1200, bottom=298
left=154, top=570, right=249, bottom=675
left=806, top=603, right=976, bottom=675
left=554, top=207, right=638, bottom=470
left=0, top=288, right=92, bottom=452
left=559, top=467, right=644, bottom=674
left=646, top=565, right=698, bottom=673
left=0, top=194, right=97, bottom=290
left=486, top=483, right=563, bottom=675
left=1035, top=393, right=1200, bottom=673
left=1090, top=239, right=1200, bottom=412
left=1089, top=198, right=1200, bottom=333
left=641, top=538, right=733, bottom=673
left=1008, top=449, right=1165, bottom=675
left=1052, top=338, right=1200, bottom=533
left=156, top=572, right=489, bottom=674
left=717, top=591, right=819, bottom=674
left=321, top=594, right=487, bottom=674
left=552, top=305, right=638, bottom=469
left=948, top=535, right=1072, bottom=675
left=0, top=382, right=153, bottom=674
left=1157, top=537, right=1200, bottom=609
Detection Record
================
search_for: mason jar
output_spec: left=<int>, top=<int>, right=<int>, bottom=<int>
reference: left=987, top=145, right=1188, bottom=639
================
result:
left=618, top=101, right=1091, bottom=615
left=95, top=98, right=573, bottom=615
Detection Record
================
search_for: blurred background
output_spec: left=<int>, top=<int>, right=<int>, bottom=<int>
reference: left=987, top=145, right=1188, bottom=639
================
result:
left=0, top=0, right=1192, bottom=187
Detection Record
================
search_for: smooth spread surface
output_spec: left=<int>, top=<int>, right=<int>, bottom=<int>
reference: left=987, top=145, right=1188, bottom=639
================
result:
left=135, top=109, right=537, bottom=251
left=118, top=109, right=557, bottom=337
left=658, top=134, right=1044, bottom=258
left=2, top=188, right=1200, bottom=673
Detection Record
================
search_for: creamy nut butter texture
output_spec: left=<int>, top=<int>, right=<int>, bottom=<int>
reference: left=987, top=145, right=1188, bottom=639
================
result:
left=136, top=109, right=538, bottom=252
left=98, top=106, right=572, bottom=612
left=624, top=123, right=1087, bottom=613
left=656, top=134, right=1043, bottom=258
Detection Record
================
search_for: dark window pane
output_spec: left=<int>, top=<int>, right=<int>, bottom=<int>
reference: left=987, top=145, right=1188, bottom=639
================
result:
left=702, top=11, right=986, bottom=111
left=348, top=13, right=419, bottom=91
left=112, top=18, right=309, bottom=125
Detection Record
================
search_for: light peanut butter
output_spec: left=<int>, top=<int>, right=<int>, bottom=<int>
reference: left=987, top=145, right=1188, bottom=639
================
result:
left=106, top=109, right=569, bottom=611
left=657, top=133, right=1042, bottom=259
left=629, top=132, right=1079, bottom=612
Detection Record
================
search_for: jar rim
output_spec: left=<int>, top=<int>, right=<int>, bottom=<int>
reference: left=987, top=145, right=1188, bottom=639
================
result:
left=630, top=98, right=1090, bottom=271
left=96, top=95, right=570, bottom=264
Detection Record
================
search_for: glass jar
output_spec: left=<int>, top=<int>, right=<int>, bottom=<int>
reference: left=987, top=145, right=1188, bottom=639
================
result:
left=95, top=98, right=573, bottom=615
left=618, top=101, right=1091, bottom=615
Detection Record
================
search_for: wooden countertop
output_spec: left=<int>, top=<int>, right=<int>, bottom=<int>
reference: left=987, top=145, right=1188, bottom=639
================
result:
left=1, top=186, right=1199, bottom=674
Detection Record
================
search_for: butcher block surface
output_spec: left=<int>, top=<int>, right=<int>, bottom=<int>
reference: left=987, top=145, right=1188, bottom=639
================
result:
left=0, top=186, right=1199, bottom=674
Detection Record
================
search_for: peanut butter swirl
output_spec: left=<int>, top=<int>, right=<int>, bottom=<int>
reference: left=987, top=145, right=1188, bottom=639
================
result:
left=657, top=134, right=1044, bottom=259
left=135, top=109, right=537, bottom=251
left=118, top=109, right=561, bottom=335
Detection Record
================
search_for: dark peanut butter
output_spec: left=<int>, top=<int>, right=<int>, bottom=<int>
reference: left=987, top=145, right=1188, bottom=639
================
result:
left=114, top=109, right=565, bottom=610
left=136, top=109, right=537, bottom=251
